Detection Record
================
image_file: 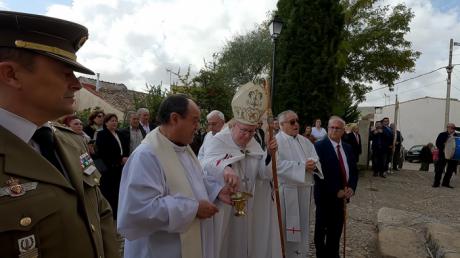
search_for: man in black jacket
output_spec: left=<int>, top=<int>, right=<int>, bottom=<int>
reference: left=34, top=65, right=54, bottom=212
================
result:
left=120, top=111, right=146, bottom=155
left=433, top=123, right=458, bottom=188
left=314, top=116, right=358, bottom=258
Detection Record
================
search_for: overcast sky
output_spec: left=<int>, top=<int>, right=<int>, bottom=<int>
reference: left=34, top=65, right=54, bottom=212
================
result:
left=1, top=0, right=460, bottom=107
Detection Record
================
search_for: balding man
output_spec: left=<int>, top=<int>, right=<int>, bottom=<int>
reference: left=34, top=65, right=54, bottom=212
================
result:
left=314, top=116, right=358, bottom=258
left=433, top=123, right=458, bottom=188
left=118, top=95, right=232, bottom=258
left=197, top=110, right=225, bottom=162
left=276, top=110, right=322, bottom=257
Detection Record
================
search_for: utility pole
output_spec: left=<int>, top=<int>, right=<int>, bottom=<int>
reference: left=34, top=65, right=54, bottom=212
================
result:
left=445, top=39, right=460, bottom=128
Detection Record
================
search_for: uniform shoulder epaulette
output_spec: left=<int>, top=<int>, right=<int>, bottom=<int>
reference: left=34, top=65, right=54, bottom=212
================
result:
left=50, top=122, right=78, bottom=135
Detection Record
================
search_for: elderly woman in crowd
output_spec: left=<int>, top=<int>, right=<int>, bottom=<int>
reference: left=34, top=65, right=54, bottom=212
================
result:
left=95, top=113, right=129, bottom=219
left=83, top=110, right=105, bottom=140
left=63, top=115, right=91, bottom=142
left=311, top=118, right=327, bottom=141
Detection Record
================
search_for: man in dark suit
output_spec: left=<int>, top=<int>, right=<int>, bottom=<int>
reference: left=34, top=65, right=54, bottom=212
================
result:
left=343, top=123, right=361, bottom=163
left=314, top=116, right=359, bottom=258
left=254, top=120, right=266, bottom=150
left=390, top=123, right=403, bottom=171
left=120, top=111, right=146, bottom=155
left=137, top=107, right=156, bottom=134
left=381, top=117, right=393, bottom=173
left=433, top=123, right=458, bottom=188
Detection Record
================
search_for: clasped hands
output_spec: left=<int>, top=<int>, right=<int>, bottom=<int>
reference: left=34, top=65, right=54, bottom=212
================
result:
left=337, top=187, right=354, bottom=199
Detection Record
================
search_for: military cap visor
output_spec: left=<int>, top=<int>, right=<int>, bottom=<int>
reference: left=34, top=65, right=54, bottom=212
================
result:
left=0, top=11, right=94, bottom=75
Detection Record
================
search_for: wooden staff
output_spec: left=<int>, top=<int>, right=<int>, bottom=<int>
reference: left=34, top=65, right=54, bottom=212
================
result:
left=263, top=79, right=286, bottom=258
left=343, top=197, right=347, bottom=258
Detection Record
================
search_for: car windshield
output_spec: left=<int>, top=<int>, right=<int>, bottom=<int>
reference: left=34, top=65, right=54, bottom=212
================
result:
left=409, top=145, right=424, bottom=152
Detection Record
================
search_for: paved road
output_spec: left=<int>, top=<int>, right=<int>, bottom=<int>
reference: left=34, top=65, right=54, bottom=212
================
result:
left=308, top=161, right=460, bottom=257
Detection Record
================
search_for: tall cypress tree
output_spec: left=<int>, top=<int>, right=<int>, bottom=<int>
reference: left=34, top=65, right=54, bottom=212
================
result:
left=274, top=0, right=345, bottom=127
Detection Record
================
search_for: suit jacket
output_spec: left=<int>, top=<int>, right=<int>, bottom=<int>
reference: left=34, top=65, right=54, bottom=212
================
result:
left=436, top=131, right=459, bottom=160
left=313, top=138, right=358, bottom=207
left=138, top=122, right=156, bottom=133
left=119, top=126, right=146, bottom=153
left=0, top=125, right=119, bottom=258
left=343, top=132, right=362, bottom=161
left=95, top=128, right=129, bottom=170
left=254, top=128, right=266, bottom=151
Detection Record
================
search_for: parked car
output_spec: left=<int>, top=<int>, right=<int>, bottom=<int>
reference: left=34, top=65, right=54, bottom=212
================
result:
left=405, top=145, right=424, bottom=162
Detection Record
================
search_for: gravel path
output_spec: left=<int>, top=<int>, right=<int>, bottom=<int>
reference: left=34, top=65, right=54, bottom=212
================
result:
left=308, top=162, right=460, bottom=257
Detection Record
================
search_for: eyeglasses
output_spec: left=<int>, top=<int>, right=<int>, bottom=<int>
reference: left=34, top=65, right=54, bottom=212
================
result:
left=328, top=126, right=344, bottom=131
left=287, top=119, right=299, bottom=126
left=97, top=114, right=104, bottom=118
left=236, top=124, right=256, bottom=135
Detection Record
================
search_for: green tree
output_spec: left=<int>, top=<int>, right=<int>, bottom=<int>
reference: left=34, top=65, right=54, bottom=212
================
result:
left=192, top=59, right=234, bottom=120
left=133, top=83, right=168, bottom=123
left=340, top=0, right=421, bottom=103
left=275, top=0, right=345, bottom=126
left=216, top=24, right=273, bottom=90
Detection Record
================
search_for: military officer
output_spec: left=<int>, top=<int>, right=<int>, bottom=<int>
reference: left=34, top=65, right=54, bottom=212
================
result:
left=0, top=11, right=119, bottom=258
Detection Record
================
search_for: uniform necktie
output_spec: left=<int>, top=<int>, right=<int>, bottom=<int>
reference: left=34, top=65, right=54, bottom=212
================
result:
left=336, top=144, right=348, bottom=188
left=32, top=127, right=66, bottom=176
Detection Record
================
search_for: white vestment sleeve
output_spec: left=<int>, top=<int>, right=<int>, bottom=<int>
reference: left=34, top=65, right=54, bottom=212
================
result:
left=117, top=144, right=199, bottom=240
left=203, top=173, right=224, bottom=202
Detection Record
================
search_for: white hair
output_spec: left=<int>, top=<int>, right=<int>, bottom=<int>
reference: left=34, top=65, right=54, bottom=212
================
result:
left=277, top=110, right=296, bottom=124
left=126, top=111, right=138, bottom=119
left=137, top=108, right=149, bottom=114
left=207, top=110, right=225, bottom=121
left=328, top=115, right=346, bottom=127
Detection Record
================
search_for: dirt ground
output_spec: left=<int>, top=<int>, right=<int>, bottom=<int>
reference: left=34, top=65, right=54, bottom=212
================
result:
left=308, top=162, right=460, bottom=257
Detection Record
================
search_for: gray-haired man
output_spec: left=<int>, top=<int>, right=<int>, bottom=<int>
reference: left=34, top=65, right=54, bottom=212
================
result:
left=198, top=110, right=225, bottom=162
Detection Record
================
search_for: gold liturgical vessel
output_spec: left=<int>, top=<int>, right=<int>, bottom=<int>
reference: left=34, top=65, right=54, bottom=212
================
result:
left=230, top=192, right=253, bottom=216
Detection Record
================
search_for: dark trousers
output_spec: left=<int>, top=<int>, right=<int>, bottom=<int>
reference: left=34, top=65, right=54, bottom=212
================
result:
left=392, top=147, right=401, bottom=169
left=434, top=158, right=458, bottom=186
left=420, top=162, right=430, bottom=171
left=314, top=201, right=344, bottom=258
left=99, top=165, right=123, bottom=219
left=372, top=150, right=386, bottom=176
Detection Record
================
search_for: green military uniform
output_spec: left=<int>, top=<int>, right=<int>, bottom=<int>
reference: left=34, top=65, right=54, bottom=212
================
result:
left=0, top=124, right=120, bottom=258
left=0, top=10, right=119, bottom=258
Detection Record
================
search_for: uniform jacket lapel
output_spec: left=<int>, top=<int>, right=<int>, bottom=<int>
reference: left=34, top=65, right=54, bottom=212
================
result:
left=0, top=125, right=73, bottom=191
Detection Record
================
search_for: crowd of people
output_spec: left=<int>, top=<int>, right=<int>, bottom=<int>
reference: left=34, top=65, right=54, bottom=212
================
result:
left=1, top=10, right=458, bottom=258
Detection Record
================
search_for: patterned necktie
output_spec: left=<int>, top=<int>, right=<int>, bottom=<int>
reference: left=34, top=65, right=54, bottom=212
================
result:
left=32, top=127, right=65, bottom=175
left=336, top=144, right=348, bottom=188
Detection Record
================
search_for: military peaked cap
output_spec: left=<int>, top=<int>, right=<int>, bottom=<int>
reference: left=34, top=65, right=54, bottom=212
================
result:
left=0, top=10, right=94, bottom=75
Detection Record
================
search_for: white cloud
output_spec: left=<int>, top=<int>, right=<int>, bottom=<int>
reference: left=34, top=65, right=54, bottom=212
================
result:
left=0, top=0, right=8, bottom=10
left=362, top=0, right=460, bottom=106
left=45, top=0, right=277, bottom=91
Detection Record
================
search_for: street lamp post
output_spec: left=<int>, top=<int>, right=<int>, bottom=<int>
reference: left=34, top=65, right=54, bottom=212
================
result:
left=269, top=15, right=283, bottom=106
left=268, top=15, right=285, bottom=258
left=445, top=38, right=460, bottom=128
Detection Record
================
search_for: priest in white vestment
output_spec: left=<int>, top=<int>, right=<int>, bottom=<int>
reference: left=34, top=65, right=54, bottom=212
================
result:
left=197, top=110, right=225, bottom=162
left=202, top=82, right=282, bottom=258
left=275, top=110, right=323, bottom=257
left=117, top=95, right=232, bottom=258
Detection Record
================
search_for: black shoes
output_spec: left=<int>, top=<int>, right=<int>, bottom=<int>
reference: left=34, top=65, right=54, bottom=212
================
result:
left=432, top=184, right=439, bottom=188
left=442, top=184, right=454, bottom=189
left=379, top=174, right=386, bottom=178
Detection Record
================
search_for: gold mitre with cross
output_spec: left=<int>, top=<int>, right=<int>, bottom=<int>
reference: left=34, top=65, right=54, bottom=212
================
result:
left=231, top=82, right=268, bottom=126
